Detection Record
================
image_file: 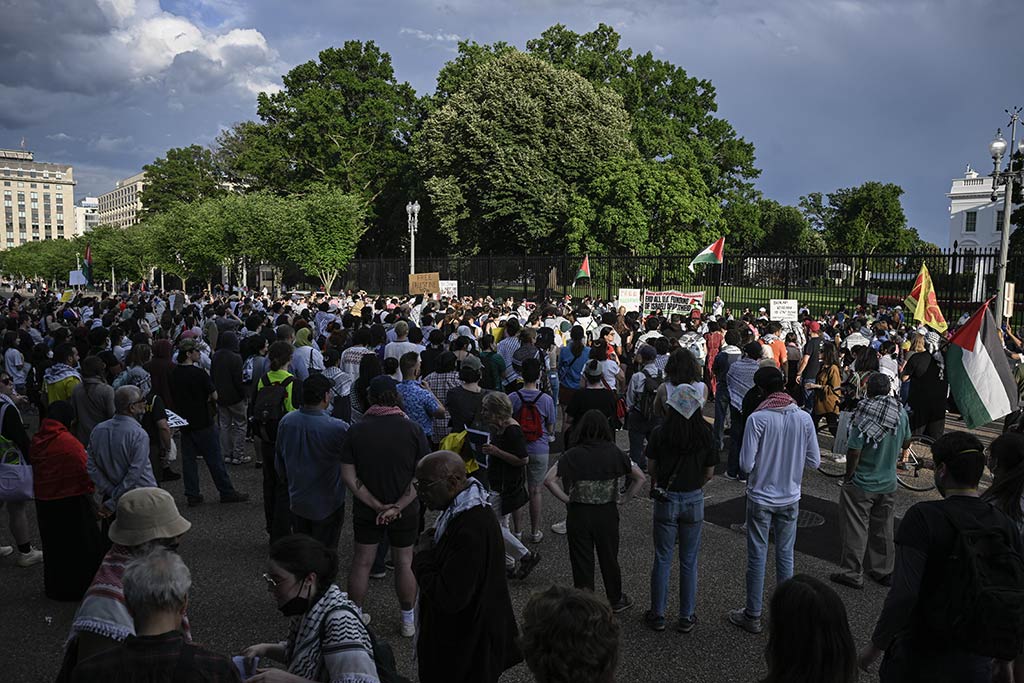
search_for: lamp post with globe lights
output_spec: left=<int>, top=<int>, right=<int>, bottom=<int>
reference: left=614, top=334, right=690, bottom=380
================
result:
left=990, top=107, right=1024, bottom=317
left=406, top=200, right=420, bottom=275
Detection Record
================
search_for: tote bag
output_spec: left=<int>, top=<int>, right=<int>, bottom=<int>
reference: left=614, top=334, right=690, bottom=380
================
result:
left=0, top=403, right=33, bottom=501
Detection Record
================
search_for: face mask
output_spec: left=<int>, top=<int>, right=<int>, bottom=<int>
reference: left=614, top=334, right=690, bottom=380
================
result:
left=278, top=578, right=312, bottom=617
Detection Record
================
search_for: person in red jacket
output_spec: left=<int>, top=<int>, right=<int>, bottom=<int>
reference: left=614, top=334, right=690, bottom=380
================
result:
left=30, top=400, right=104, bottom=600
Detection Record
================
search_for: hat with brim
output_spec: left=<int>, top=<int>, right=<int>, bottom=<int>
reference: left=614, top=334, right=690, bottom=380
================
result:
left=108, top=487, right=191, bottom=546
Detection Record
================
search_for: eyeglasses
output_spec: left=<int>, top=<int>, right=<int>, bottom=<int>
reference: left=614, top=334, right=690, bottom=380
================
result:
left=261, top=572, right=279, bottom=588
left=412, top=479, right=443, bottom=492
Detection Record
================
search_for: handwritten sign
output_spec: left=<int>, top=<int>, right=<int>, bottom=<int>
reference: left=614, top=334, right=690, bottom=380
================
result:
left=408, top=272, right=440, bottom=295
left=642, top=290, right=705, bottom=315
left=439, top=280, right=458, bottom=299
left=770, top=299, right=799, bottom=321
left=617, top=288, right=642, bottom=311
left=866, top=293, right=879, bottom=306
left=60, top=289, right=75, bottom=303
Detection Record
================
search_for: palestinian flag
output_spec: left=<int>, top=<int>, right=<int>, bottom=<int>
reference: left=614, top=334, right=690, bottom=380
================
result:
left=83, top=244, right=93, bottom=286
left=574, top=255, right=591, bottom=283
left=947, top=299, right=1019, bottom=428
left=904, top=262, right=947, bottom=333
left=689, top=237, right=725, bottom=273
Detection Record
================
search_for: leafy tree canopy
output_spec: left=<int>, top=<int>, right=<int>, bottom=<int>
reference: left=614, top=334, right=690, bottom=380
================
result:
left=799, top=182, right=926, bottom=254
left=141, top=145, right=226, bottom=216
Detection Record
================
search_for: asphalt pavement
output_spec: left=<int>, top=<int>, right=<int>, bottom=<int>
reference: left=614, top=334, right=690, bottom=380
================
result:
left=2, top=415, right=990, bottom=683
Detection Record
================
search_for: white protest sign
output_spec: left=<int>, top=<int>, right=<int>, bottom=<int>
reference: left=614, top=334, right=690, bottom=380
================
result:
left=617, top=288, right=642, bottom=311
left=642, top=290, right=705, bottom=315
left=866, top=293, right=879, bottom=306
left=439, top=280, right=458, bottom=299
left=770, top=299, right=799, bottom=321
left=68, top=270, right=87, bottom=286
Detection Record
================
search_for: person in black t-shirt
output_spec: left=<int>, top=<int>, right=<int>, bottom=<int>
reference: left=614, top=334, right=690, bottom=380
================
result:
left=796, top=322, right=823, bottom=412
left=564, top=359, right=620, bottom=447
left=169, top=339, right=246, bottom=507
left=642, top=382, right=718, bottom=632
left=860, top=431, right=1023, bottom=682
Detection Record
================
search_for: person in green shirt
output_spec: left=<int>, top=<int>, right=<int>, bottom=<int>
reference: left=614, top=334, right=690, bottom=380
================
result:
left=254, top=341, right=300, bottom=542
left=831, top=372, right=910, bottom=590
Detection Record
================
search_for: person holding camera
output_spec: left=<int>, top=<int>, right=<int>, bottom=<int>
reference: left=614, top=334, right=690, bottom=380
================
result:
left=642, top=383, right=718, bottom=633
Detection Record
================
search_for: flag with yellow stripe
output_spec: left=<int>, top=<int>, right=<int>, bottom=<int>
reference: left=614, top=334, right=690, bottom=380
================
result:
left=904, top=263, right=947, bottom=333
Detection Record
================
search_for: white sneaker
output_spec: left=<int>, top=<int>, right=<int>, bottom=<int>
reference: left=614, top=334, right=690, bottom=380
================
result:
left=550, top=520, right=567, bottom=535
left=833, top=454, right=847, bottom=464
left=529, top=530, right=544, bottom=544
left=16, top=548, right=43, bottom=567
left=0, top=545, right=13, bottom=558
left=400, top=621, right=415, bottom=638
left=360, top=612, right=371, bottom=626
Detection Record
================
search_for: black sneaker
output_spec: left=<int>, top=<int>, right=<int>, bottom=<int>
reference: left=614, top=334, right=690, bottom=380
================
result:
left=220, top=491, right=250, bottom=504
left=611, top=594, right=633, bottom=613
left=870, top=573, right=892, bottom=587
left=515, top=551, right=541, bottom=579
left=829, top=572, right=864, bottom=590
left=675, top=616, right=697, bottom=633
left=642, top=610, right=665, bottom=631
left=186, top=495, right=204, bottom=507
left=161, top=468, right=181, bottom=482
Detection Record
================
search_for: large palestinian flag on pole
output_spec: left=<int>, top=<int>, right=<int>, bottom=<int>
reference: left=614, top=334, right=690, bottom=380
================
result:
left=574, top=255, right=591, bottom=283
left=946, top=299, right=1019, bottom=428
left=83, top=244, right=93, bottom=286
left=688, top=237, right=724, bottom=273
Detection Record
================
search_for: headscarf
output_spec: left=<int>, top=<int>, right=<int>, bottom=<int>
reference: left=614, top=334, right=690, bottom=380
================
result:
left=666, top=383, right=705, bottom=418
left=295, top=327, right=313, bottom=348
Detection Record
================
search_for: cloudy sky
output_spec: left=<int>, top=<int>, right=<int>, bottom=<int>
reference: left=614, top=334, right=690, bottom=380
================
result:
left=1, top=0, right=1021, bottom=248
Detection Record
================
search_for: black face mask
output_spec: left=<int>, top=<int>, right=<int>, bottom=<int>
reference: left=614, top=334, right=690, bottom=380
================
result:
left=278, top=578, right=312, bottom=617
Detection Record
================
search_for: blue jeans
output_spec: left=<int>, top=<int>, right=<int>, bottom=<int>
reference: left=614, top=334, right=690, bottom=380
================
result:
left=650, top=489, right=704, bottom=620
left=713, top=388, right=729, bottom=452
left=744, top=498, right=799, bottom=618
left=180, top=426, right=236, bottom=499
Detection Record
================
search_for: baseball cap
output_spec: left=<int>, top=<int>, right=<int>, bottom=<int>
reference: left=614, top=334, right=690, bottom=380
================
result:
left=584, top=359, right=604, bottom=378
left=639, top=345, right=657, bottom=361
left=108, top=488, right=191, bottom=546
left=808, top=321, right=821, bottom=333
left=460, top=354, right=482, bottom=372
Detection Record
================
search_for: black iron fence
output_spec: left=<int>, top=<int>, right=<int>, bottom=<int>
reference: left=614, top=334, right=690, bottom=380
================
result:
left=336, top=248, right=1024, bottom=324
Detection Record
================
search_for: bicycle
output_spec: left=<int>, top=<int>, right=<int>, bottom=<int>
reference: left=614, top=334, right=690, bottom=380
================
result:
left=816, top=423, right=847, bottom=479
left=897, top=435, right=935, bottom=492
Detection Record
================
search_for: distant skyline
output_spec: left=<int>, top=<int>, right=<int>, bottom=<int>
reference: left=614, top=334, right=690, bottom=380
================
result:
left=2, top=0, right=1022, bottom=247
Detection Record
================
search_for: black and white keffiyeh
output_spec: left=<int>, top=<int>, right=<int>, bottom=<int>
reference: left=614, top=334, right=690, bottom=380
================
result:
left=851, top=395, right=902, bottom=445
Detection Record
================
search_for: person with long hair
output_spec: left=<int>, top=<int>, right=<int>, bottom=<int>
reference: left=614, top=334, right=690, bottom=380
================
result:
left=811, top=341, right=843, bottom=436
left=350, top=352, right=383, bottom=425
left=984, top=431, right=1024, bottom=538
left=545, top=409, right=645, bottom=613
left=900, top=331, right=948, bottom=440
left=761, top=574, right=858, bottom=683
left=643, top=383, right=717, bottom=633
left=243, top=534, right=379, bottom=682
left=557, top=325, right=590, bottom=407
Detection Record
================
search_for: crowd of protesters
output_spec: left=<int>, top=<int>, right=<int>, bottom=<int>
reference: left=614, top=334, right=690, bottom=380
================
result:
left=0, top=283, right=1023, bottom=683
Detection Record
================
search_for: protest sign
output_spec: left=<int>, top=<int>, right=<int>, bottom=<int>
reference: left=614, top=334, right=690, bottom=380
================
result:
left=866, top=293, right=879, bottom=306
left=60, top=289, right=75, bottom=303
left=68, top=270, right=87, bottom=286
left=439, top=280, right=458, bottom=299
left=770, top=299, right=799, bottom=321
left=642, top=290, right=705, bottom=315
left=408, top=272, right=440, bottom=295
left=617, top=288, right=642, bottom=311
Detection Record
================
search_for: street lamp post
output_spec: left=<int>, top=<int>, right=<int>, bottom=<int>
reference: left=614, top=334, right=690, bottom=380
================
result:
left=990, top=107, right=1024, bottom=319
left=406, top=200, right=420, bottom=275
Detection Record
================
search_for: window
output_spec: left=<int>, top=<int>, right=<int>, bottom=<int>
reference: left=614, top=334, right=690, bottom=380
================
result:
left=30, top=192, right=36, bottom=199
left=55, top=173, right=62, bottom=179
left=29, top=183, right=36, bottom=188
left=997, top=210, right=1005, bottom=231
left=965, top=211, right=977, bottom=232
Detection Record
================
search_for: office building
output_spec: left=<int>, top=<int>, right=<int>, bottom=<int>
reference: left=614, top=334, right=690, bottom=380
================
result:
left=1, top=148, right=75, bottom=249
left=74, top=196, right=99, bottom=236
left=97, top=171, right=146, bottom=227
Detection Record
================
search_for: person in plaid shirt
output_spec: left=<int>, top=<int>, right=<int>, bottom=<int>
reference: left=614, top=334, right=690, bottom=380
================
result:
left=423, top=351, right=461, bottom=446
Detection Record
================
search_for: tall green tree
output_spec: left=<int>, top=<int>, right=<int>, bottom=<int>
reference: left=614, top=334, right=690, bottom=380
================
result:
left=416, top=51, right=635, bottom=254
left=799, top=182, right=929, bottom=254
left=141, top=145, right=226, bottom=216
left=283, top=184, right=366, bottom=292
left=147, top=201, right=233, bottom=292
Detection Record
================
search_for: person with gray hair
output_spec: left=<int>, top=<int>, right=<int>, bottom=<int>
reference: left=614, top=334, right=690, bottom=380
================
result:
left=830, top=372, right=911, bottom=591
left=87, top=385, right=157, bottom=518
left=70, top=548, right=240, bottom=682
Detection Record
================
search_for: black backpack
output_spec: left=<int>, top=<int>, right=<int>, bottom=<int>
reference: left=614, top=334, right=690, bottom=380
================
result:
left=251, top=376, right=294, bottom=442
left=635, top=368, right=664, bottom=420
left=924, top=506, right=1024, bottom=660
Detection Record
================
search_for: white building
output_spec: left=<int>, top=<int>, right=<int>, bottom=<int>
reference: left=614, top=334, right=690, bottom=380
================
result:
left=947, top=164, right=1010, bottom=250
left=74, top=196, right=99, bottom=236
left=1, top=148, right=75, bottom=249
left=97, top=171, right=146, bottom=227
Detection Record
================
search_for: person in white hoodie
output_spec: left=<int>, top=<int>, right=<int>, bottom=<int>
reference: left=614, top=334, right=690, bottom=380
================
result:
left=728, top=366, right=820, bottom=635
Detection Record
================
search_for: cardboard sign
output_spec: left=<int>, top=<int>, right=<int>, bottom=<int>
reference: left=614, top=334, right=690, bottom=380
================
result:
left=439, top=280, right=458, bottom=299
left=642, top=290, right=705, bottom=315
left=866, top=293, right=879, bottom=306
left=60, top=289, right=75, bottom=303
left=770, top=299, right=799, bottom=321
left=617, top=288, right=642, bottom=311
left=408, top=272, right=440, bottom=295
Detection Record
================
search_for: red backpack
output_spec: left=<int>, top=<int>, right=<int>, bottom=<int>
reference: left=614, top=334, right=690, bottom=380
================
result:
left=515, top=391, right=544, bottom=442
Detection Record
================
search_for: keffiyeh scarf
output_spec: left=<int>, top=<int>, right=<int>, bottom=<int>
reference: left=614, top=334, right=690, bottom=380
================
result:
left=70, top=545, right=191, bottom=645
left=433, top=478, right=490, bottom=544
left=852, top=395, right=902, bottom=445
left=364, top=405, right=406, bottom=418
left=287, top=584, right=377, bottom=683
left=756, top=391, right=796, bottom=412
left=43, top=363, right=81, bottom=386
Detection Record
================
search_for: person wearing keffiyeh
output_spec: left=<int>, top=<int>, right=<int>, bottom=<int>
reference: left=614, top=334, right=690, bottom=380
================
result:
left=830, top=373, right=911, bottom=591
left=412, top=451, right=522, bottom=683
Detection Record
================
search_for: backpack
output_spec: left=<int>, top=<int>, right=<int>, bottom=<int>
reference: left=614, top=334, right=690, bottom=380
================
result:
left=515, top=391, right=544, bottom=442
left=480, top=351, right=503, bottom=390
left=636, top=369, right=664, bottom=420
left=924, top=505, right=1024, bottom=660
left=251, top=375, right=294, bottom=442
